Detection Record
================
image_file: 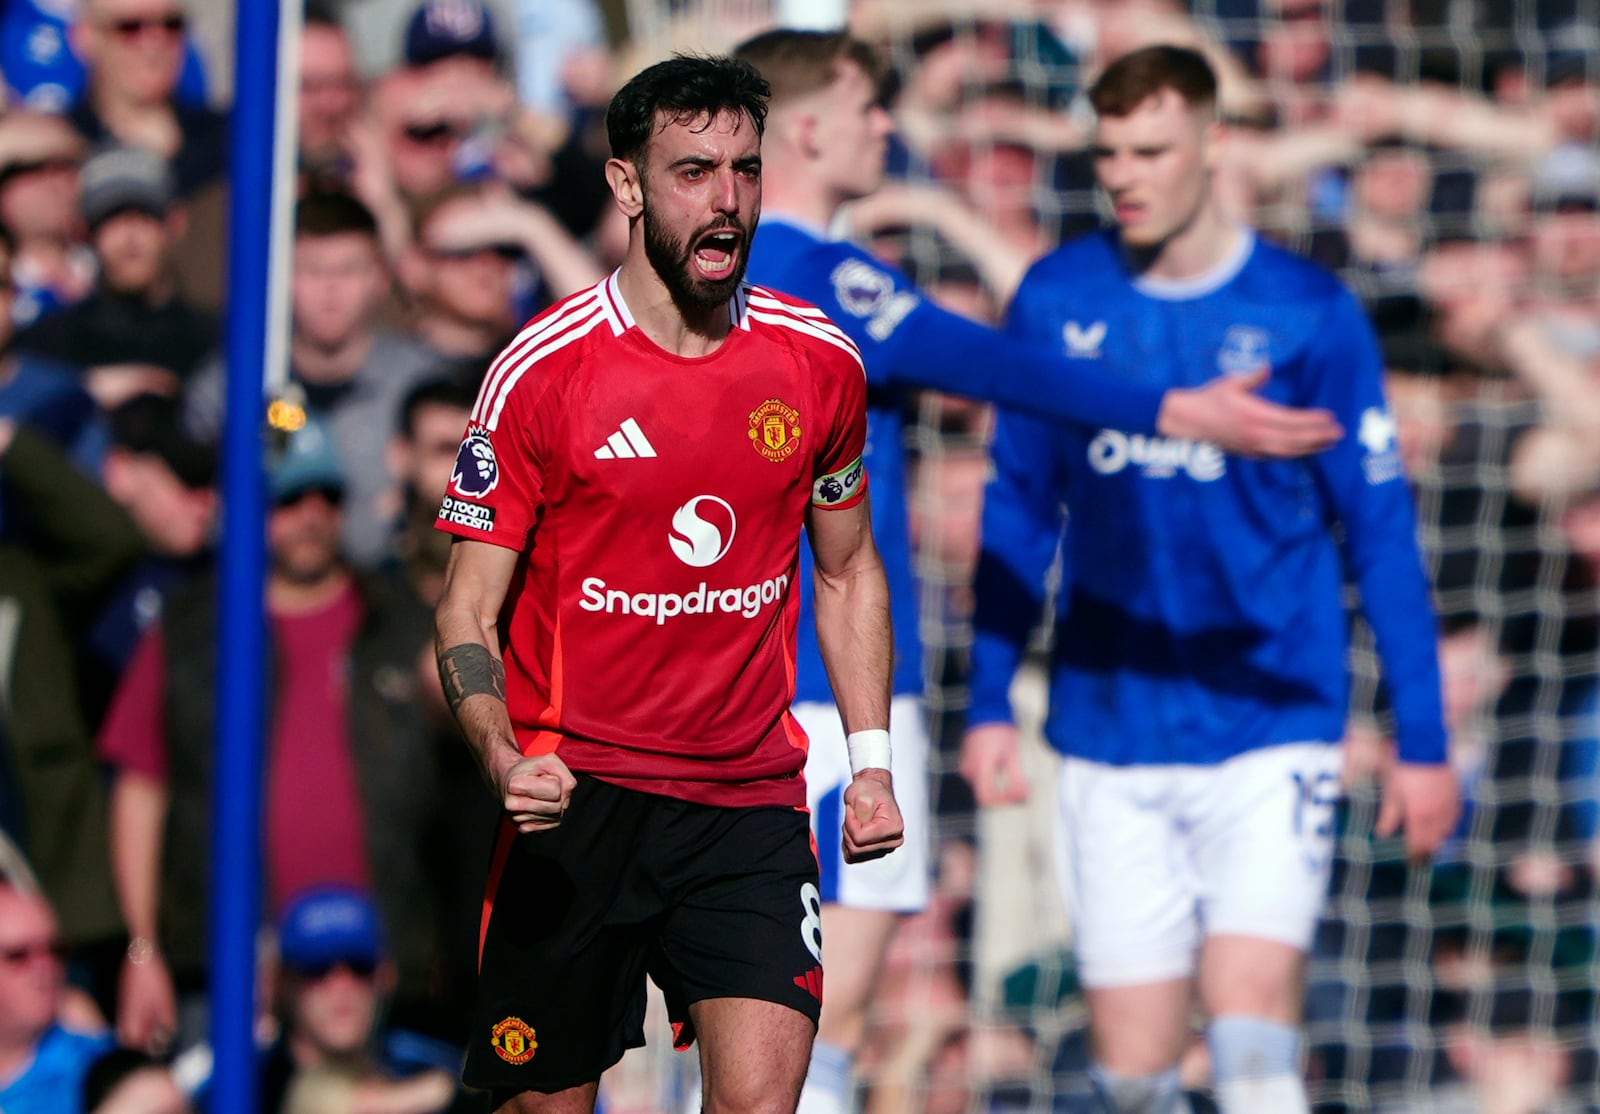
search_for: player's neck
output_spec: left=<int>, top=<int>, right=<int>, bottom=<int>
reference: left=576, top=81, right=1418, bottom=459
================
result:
left=758, top=173, right=836, bottom=237
left=1134, top=203, right=1242, bottom=283
left=617, top=253, right=733, bottom=358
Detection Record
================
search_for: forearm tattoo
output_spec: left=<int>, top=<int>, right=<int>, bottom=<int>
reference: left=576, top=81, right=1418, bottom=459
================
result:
left=439, top=643, right=507, bottom=715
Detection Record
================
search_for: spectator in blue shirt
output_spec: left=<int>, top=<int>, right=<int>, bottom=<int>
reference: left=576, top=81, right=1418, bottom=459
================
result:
left=0, top=877, right=112, bottom=1113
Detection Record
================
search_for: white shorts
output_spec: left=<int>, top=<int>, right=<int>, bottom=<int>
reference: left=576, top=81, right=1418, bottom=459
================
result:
left=797, top=695, right=932, bottom=913
left=1055, top=742, right=1342, bottom=988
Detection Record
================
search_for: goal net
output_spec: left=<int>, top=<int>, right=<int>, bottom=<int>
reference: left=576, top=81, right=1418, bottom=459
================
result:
left=608, top=2, right=1600, bottom=1111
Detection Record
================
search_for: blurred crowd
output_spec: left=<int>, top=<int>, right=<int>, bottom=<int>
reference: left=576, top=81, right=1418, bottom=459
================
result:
left=0, top=0, right=1592, bottom=1111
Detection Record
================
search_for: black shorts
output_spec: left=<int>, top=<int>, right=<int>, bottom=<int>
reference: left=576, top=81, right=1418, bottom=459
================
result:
left=463, top=774, right=824, bottom=1097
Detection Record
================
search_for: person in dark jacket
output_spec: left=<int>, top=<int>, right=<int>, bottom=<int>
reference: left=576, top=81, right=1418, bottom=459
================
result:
left=97, top=418, right=447, bottom=1055
left=0, top=417, right=142, bottom=1003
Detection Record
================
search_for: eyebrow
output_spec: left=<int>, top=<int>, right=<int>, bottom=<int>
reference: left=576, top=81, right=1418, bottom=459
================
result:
left=667, top=154, right=762, bottom=172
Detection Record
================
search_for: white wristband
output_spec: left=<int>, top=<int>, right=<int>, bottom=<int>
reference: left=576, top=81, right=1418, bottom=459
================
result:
left=846, top=729, right=891, bottom=775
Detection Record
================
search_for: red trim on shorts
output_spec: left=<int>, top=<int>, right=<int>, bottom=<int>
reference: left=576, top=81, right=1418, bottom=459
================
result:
left=479, top=817, right=519, bottom=968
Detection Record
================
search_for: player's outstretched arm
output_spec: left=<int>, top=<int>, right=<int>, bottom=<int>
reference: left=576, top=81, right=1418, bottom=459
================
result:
left=1157, top=367, right=1343, bottom=458
left=436, top=538, right=574, bottom=833
left=860, top=284, right=1342, bottom=458
left=807, top=493, right=904, bottom=864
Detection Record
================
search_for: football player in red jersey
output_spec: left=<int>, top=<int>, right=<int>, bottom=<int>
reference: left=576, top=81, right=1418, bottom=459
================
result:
left=433, top=54, right=903, bottom=1114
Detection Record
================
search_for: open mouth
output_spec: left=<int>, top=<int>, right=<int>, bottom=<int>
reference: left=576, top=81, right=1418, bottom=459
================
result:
left=692, top=229, right=742, bottom=278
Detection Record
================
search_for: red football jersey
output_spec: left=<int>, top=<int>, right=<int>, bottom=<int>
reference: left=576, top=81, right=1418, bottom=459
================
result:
left=438, top=273, right=869, bottom=808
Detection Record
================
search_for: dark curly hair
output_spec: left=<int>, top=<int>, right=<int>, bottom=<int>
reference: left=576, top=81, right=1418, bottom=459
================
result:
left=605, top=54, right=770, bottom=165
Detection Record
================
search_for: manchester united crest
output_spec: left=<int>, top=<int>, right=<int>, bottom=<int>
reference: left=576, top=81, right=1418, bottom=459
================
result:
left=492, top=1017, right=538, bottom=1064
left=749, top=398, right=802, bottom=462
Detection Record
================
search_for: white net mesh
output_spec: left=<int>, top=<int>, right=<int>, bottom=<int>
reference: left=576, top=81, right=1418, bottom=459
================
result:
left=608, top=2, right=1600, bottom=1111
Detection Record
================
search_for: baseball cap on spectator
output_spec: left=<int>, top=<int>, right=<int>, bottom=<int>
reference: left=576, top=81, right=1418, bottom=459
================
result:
left=1533, top=145, right=1600, bottom=212
left=108, top=394, right=216, bottom=490
left=404, top=0, right=501, bottom=67
left=278, top=884, right=382, bottom=972
left=80, top=146, right=175, bottom=229
left=270, top=416, right=346, bottom=504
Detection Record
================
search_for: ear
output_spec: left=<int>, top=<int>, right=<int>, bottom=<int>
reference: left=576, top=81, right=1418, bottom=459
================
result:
left=164, top=207, right=189, bottom=242
left=796, top=111, right=825, bottom=161
left=605, top=157, right=644, bottom=219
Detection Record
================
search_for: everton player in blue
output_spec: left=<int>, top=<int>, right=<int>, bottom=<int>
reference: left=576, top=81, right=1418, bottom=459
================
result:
left=962, top=46, right=1460, bottom=1114
left=733, top=31, right=1343, bottom=1114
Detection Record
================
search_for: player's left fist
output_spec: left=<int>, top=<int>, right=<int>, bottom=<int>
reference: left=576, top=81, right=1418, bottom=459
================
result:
left=842, top=768, right=904, bottom=864
left=1376, top=760, right=1462, bottom=862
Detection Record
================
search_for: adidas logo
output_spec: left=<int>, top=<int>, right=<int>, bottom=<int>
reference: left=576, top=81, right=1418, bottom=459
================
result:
left=594, top=418, right=657, bottom=460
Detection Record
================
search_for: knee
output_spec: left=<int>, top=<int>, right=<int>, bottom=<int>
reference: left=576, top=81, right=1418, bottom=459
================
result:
left=703, top=1075, right=803, bottom=1114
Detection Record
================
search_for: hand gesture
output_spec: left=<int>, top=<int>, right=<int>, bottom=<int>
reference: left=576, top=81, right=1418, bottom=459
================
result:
left=1160, top=368, right=1343, bottom=459
left=960, top=723, right=1029, bottom=806
left=842, top=768, right=905, bottom=864
left=1376, top=760, right=1462, bottom=861
left=493, top=751, right=577, bottom=833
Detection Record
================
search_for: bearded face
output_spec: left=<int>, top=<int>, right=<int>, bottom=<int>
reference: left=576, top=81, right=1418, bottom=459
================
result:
left=641, top=178, right=752, bottom=312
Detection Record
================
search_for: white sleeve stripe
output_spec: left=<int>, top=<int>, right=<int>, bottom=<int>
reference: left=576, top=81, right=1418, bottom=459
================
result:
left=484, top=313, right=610, bottom=430
left=475, top=294, right=603, bottom=422
left=748, top=308, right=865, bottom=373
left=746, top=292, right=852, bottom=341
left=748, top=299, right=863, bottom=361
left=472, top=296, right=604, bottom=425
left=747, top=298, right=856, bottom=351
left=747, top=290, right=831, bottom=321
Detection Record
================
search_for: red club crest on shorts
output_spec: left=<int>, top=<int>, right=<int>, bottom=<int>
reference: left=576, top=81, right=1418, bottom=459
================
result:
left=748, top=398, right=802, bottom=462
left=491, top=1017, right=538, bottom=1064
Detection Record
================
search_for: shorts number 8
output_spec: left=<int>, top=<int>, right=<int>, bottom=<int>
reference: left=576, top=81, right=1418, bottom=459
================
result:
left=799, top=882, right=823, bottom=964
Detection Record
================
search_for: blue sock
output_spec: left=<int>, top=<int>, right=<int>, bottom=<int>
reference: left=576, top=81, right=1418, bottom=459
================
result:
left=1207, top=1016, right=1307, bottom=1114
left=797, top=1039, right=854, bottom=1114
left=1089, top=1064, right=1188, bottom=1114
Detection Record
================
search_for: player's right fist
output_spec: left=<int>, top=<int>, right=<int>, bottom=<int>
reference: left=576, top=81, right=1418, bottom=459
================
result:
left=843, top=768, right=905, bottom=864
left=960, top=723, right=1030, bottom=806
left=495, top=751, right=577, bottom=833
